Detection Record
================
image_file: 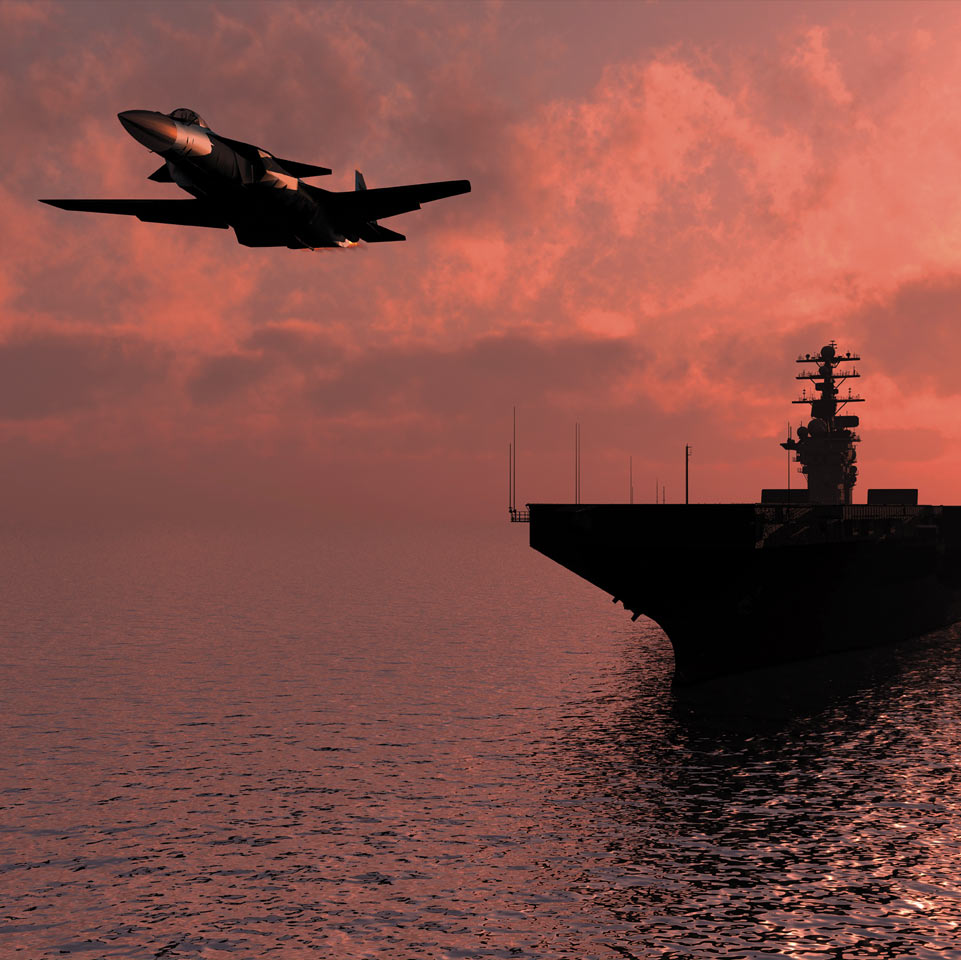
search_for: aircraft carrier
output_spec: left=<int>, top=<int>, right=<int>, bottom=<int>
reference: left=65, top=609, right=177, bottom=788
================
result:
left=518, top=344, right=961, bottom=683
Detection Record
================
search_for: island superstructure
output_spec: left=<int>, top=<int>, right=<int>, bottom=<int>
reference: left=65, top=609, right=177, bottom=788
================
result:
left=784, top=343, right=862, bottom=504
left=521, top=343, right=961, bottom=682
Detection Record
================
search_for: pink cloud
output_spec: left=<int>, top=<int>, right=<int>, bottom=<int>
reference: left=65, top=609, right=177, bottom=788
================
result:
left=790, top=26, right=853, bottom=106
left=0, top=0, right=52, bottom=30
left=6, top=3, right=961, bottom=523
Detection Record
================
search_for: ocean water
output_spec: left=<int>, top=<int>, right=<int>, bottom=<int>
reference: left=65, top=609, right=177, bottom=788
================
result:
left=1, top=522, right=960, bottom=959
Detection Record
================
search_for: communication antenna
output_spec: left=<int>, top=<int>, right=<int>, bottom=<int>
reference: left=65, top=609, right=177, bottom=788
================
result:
left=787, top=421, right=792, bottom=494
left=508, top=407, right=520, bottom=516
left=685, top=444, right=692, bottom=505
left=629, top=455, right=634, bottom=505
left=574, top=422, right=581, bottom=504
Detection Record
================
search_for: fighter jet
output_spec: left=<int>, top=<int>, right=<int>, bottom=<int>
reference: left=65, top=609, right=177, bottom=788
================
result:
left=40, top=108, right=471, bottom=249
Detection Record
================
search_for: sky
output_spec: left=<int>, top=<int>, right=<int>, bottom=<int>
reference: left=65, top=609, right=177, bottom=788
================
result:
left=4, top=0, right=961, bottom=529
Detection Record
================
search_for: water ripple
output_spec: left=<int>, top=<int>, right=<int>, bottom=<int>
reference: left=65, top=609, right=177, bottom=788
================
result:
left=1, top=526, right=959, bottom=958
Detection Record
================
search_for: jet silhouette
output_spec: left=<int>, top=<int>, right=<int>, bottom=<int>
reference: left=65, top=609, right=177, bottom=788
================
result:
left=40, top=108, right=471, bottom=249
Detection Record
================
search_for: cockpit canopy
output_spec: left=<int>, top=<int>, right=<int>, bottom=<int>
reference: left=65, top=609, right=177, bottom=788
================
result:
left=168, top=107, right=208, bottom=128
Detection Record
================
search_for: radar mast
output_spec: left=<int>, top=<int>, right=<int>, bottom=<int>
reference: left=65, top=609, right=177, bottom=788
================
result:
left=781, top=342, right=863, bottom=504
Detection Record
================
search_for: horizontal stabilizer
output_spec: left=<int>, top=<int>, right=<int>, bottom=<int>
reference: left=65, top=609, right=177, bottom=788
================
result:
left=39, top=198, right=229, bottom=228
left=357, top=222, right=406, bottom=243
left=274, top=157, right=333, bottom=178
left=331, top=178, right=471, bottom=223
left=147, top=163, right=173, bottom=182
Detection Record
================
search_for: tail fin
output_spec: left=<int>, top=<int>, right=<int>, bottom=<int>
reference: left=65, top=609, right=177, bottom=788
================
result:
left=355, top=170, right=367, bottom=191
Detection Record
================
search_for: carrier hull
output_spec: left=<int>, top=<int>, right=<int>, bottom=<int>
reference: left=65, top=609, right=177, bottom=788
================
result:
left=530, top=504, right=961, bottom=683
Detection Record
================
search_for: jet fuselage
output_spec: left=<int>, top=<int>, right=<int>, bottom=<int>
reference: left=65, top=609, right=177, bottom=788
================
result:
left=121, top=110, right=350, bottom=248
left=41, top=108, right=471, bottom=249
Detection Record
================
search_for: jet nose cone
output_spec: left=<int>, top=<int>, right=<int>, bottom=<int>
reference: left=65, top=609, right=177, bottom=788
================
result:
left=118, top=110, right=178, bottom=153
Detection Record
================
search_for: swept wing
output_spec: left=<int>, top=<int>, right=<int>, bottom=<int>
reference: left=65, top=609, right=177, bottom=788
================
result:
left=39, top=198, right=229, bottom=228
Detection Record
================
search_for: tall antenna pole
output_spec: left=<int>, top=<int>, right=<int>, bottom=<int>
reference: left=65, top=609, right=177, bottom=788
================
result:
left=512, top=406, right=517, bottom=513
left=574, top=422, right=580, bottom=504
left=685, top=444, right=691, bottom=505
left=787, top=421, right=791, bottom=496
left=629, top=455, right=633, bottom=505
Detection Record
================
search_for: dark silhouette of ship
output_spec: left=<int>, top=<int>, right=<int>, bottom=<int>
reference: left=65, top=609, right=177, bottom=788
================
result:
left=517, top=344, right=961, bottom=683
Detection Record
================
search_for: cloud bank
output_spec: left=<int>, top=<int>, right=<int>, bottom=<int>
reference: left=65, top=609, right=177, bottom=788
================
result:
left=4, top=0, right=961, bottom=526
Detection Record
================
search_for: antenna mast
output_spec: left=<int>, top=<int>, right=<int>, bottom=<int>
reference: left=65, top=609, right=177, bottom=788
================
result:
left=783, top=342, right=862, bottom=504
left=787, top=422, right=791, bottom=494
left=574, top=422, right=581, bottom=504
